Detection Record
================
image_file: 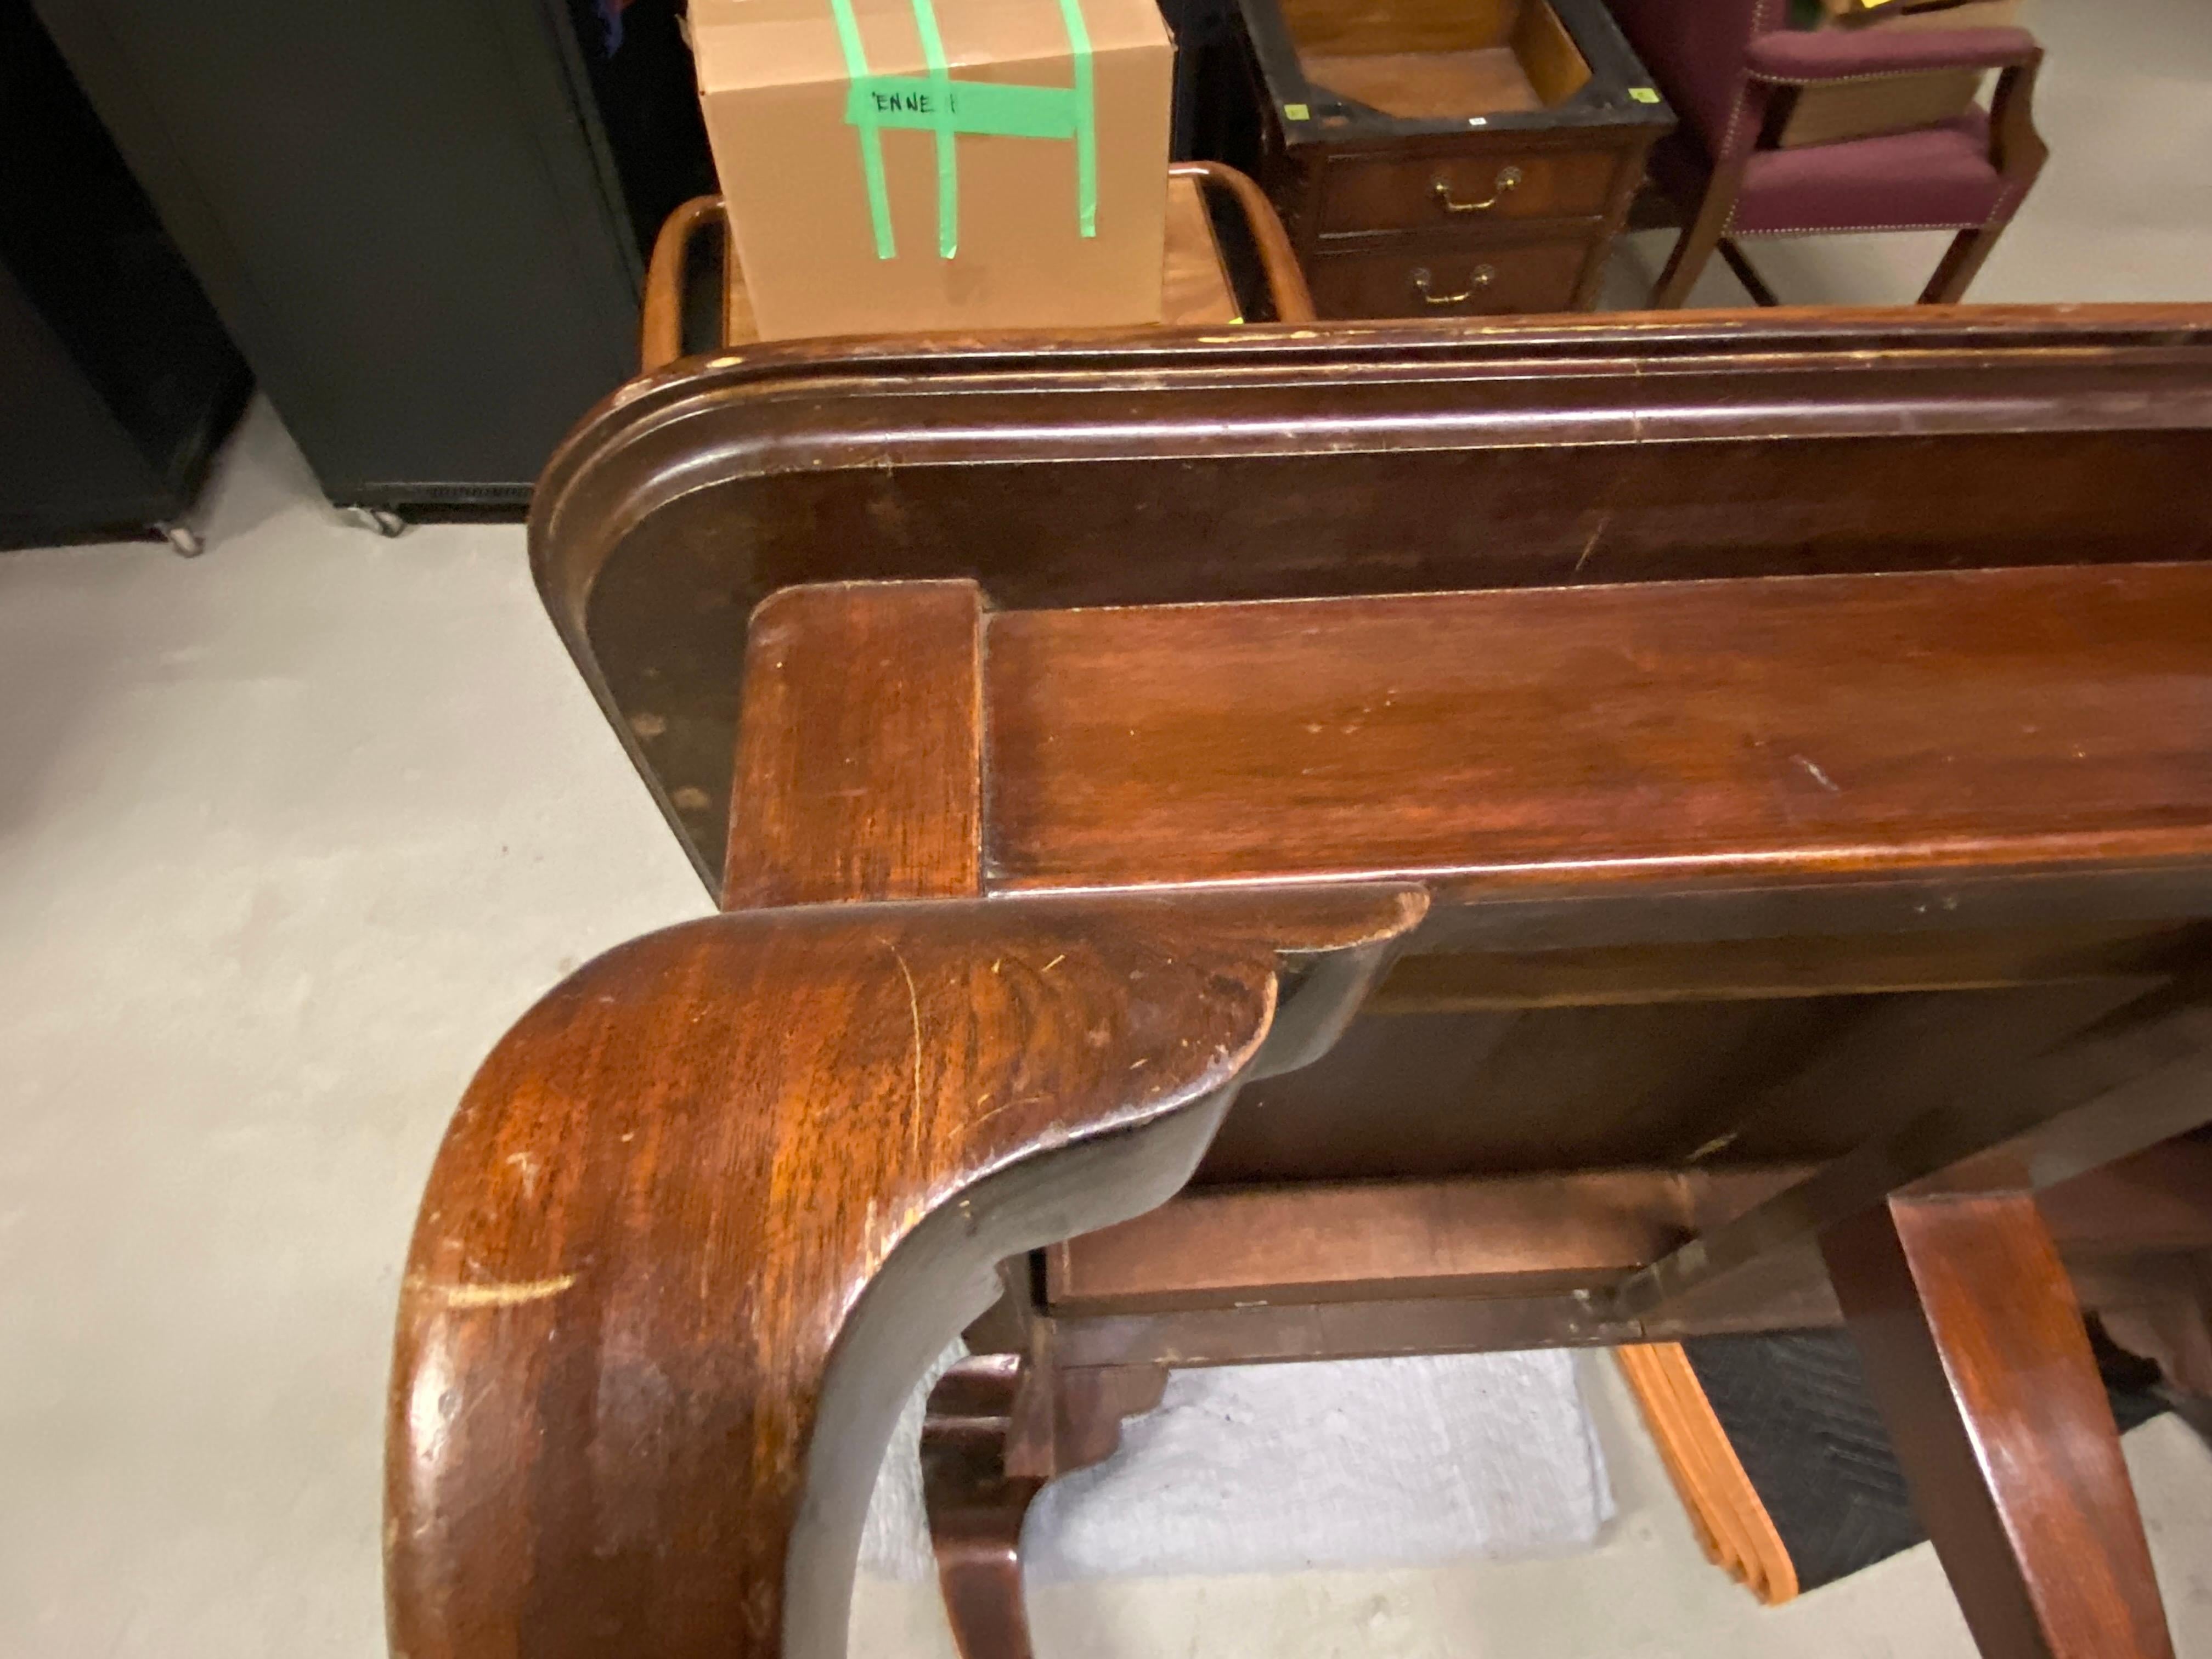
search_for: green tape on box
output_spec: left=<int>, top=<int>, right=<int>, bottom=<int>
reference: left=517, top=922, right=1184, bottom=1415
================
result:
left=828, top=0, right=1097, bottom=260
left=908, top=0, right=957, bottom=255
left=1057, top=0, right=1096, bottom=240
left=849, top=78, right=1089, bottom=140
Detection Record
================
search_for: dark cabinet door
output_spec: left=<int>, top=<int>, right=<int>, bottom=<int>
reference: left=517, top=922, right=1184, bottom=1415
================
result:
left=32, top=0, right=647, bottom=509
left=1, top=0, right=249, bottom=548
left=0, top=271, right=173, bottom=545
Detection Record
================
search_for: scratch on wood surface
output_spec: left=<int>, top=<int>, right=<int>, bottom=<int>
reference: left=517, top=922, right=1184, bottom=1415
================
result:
left=420, top=1273, right=577, bottom=1309
left=1685, top=1130, right=1739, bottom=1164
left=1792, top=754, right=1842, bottom=793
left=1574, top=510, right=1612, bottom=573
left=890, top=945, right=924, bottom=1158
left=975, top=1092, right=1051, bottom=1133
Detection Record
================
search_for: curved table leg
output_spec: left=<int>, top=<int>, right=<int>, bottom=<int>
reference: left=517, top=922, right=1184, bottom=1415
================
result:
left=385, top=887, right=1419, bottom=1659
left=922, top=1346, right=1167, bottom=1659
left=923, top=1352, right=1051, bottom=1659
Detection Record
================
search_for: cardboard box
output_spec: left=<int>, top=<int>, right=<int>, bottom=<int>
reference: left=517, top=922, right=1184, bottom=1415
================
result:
left=1775, top=0, right=2024, bottom=149
left=691, top=0, right=1173, bottom=339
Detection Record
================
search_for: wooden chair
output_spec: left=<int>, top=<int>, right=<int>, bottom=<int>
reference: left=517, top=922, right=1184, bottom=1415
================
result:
left=386, top=309, right=2212, bottom=1659
left=1604, top=0, right=2047, bottom=306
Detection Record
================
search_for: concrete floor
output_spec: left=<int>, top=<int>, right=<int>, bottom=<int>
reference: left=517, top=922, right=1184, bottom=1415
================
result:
left=4, top=0, right=2212, bottom=1652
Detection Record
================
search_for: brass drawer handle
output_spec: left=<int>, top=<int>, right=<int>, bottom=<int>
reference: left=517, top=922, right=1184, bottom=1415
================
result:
left=1433, top=166, right=1522, bottom=214
left=1413, top=264, right=1494, bottom=306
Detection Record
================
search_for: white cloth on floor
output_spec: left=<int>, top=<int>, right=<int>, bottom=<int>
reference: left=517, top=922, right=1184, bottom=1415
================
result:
left=860, top=1349, right=1612, bottom=1582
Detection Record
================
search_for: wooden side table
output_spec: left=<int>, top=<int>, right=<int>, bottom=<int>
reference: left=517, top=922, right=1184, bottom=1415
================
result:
left=386, top=309, right=2212, bottom=1659
left=637, top=161, right=1313, bottom=371
left=1222, top=0, right=1674, bottom=317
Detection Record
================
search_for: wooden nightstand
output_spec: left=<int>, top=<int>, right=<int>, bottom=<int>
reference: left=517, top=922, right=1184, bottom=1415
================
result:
left=1221, top=0, right=1674, bottom=317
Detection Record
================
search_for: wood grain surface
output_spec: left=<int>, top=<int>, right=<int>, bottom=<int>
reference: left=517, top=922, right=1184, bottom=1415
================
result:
left=724, top=580, right=984, bottom=909
left=385, top=887, right=1418, bottom=1659
left=983, top=563, right=2212, bottom=895
left=1045, top=1166, right=1807, bottom=1313
left=1047, top=1141, right=2212, bottom=1322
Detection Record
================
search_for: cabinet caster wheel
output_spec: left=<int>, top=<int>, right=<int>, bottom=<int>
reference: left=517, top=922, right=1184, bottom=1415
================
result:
left=343, top=506, right=408, bottom=538
left=159, top=523, right=205, bottom=558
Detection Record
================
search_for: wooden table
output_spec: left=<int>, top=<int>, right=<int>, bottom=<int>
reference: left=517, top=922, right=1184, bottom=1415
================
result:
left=388, top=307, right=2212, bottom=1659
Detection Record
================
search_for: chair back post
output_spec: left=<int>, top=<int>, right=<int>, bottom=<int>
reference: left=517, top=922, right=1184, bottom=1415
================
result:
left=1605, top=0, right=1784, bottom=164
left=1988, top=48, right=2049, bottom=210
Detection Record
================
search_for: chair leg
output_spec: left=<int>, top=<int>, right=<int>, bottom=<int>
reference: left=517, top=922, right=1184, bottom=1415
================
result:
left=922, top=1351, right=1167, bottom=1659
left=1716, top=239, right=1780, bottom=307
left=2101, top=1261, right=2212, bottom=1450
left=1824, top=1192, right=2175, bottom=1658
left=923, top=1353, right=1049, bottom=1659
left=1921, top=224, right=2008, bottom=304
left=1651, top=174, right=1740, bottom=309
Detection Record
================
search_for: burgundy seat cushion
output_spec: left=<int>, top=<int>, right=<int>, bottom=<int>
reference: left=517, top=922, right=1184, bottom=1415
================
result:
left=1730, top=111, right=2004, bottom=234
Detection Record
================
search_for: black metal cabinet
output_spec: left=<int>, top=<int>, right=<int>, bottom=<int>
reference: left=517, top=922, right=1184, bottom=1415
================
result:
left=0, top=0, right=248, bottom=551
left=30, top=0, right=689, bottom=512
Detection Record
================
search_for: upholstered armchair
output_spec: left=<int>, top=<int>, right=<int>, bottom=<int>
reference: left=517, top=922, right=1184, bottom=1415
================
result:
left=1606, top=0, right=2047, bottom=306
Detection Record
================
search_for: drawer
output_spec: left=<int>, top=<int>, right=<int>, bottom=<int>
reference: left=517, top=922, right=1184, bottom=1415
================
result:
left=1307, top=238, right=1591, bottom=319
left=1318, top=146, right=1618, bottom=236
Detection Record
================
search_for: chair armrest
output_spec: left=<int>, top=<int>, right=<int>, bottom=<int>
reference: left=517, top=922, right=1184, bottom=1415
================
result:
left=1746, top=26, right=2039, bottom=83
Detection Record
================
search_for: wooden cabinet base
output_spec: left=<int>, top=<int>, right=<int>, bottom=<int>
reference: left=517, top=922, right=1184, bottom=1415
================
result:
left=1220, top=0, right=1672, bottom=317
